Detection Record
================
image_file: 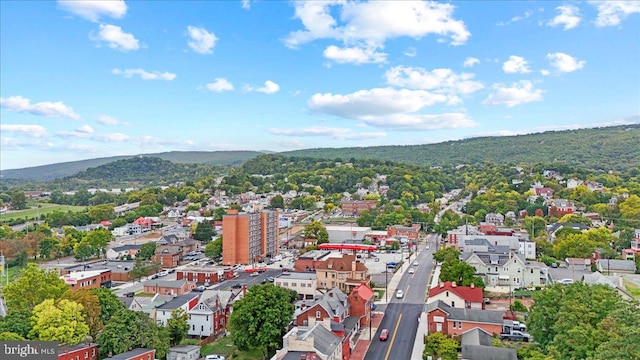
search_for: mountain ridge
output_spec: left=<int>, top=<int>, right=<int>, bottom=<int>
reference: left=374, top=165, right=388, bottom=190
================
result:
left=2, top=124, right=639, bottom=181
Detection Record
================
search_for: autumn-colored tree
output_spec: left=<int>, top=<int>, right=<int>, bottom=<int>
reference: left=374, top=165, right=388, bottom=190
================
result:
left=61, top=289, right=103, bottom=338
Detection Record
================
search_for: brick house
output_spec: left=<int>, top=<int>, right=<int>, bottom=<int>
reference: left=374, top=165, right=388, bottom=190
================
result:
left=341, top=200, right=377, bottom=216
left=143, top=279, right=195, bottom=295
left=426, top=300, right=504, bottom=337
left=294, top=250, right=332, bottom=272
left=153, top=245, right=183, bottom=269
left=109, top=348, right=156, bottom=360
left=176, top=265, right=234, bottom=285
left=293, top=288, right=359, bottom=360
left=273, top=324, right=343, bottom=360
left=386, top=224, right=421, bottom=240
left=176, top=239, right=201, bottom=254
left=315, top=254, right=371, bottom=293
left=60, top=269, right=112, bottom=290
left=58, top=343, right=98, bottom=360
left=347, top=283, right=375, bottom=326
left=427, top=282, right=484, bottom=309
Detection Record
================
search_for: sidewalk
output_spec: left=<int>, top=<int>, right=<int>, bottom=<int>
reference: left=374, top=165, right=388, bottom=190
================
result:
left=410, top=262, right=441, bottom=359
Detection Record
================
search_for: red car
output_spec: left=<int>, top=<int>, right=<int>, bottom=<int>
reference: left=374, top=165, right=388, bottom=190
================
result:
left=379, top=328, right=389, bottom=341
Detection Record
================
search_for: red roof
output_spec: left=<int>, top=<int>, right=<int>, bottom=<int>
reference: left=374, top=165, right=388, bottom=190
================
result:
left=428, top=282, right=483, bottom=303
left=351, top=283, right=374, bottom=301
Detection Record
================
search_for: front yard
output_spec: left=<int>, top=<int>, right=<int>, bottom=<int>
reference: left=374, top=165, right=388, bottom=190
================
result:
left=201, top=336, right=266, bottom=360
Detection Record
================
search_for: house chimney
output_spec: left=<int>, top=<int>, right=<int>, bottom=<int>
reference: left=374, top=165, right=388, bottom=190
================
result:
left=352, top=261, right=357, bottom=272
left=439, top=282, right=444, bottom=288
left=452, top=282, right=457, bottom=287
left=470, top=283, right=475, bottom=288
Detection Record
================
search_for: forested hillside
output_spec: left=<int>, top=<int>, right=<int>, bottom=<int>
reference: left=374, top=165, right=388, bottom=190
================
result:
left=0, top=150, right=263, bottom=180
left=44, top=157, right=227, bottom=190
left=283, top=124, right=640, bottom=171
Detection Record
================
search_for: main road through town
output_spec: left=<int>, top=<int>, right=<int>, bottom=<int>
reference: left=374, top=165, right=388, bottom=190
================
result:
left=364, top=234, right=438, bottom=360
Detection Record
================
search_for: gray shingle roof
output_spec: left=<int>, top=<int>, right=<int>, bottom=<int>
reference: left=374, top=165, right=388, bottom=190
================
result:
left=144, top=278, right=188, bottom=288
left=596, top=259, right=636, bottom=272
left=156, top=293, right=199, bottom=310
left=461, top=345, right=517, bottom=360
left=426, top=300, right=505, bottom=325
left=301, top=324, right=341, bottom=356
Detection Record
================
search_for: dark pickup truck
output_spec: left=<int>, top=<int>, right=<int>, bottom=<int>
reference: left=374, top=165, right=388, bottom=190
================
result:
left=500, top=330, right=531, bottom=342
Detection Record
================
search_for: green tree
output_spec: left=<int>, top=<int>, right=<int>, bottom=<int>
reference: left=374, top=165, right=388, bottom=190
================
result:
left=89, top=204, right=115, bottom=223
left=205, top=237, right=223, bottom=260
left=423, top=332, right=459, bottom=360
left=439, top=259, right=485, bottom=288
left=167, top=308, right=189, bottom=346
left=84, top=228, right=113, bottom=258
left=511, top=299, right=528, bottom=312
left=29, top=299, right=89, bottom=345
left=0, top=309, right=33, bottom=338
left=269, top=194, right=285, bottom=209
left=303, top=220, right=329, bottom=245
left=4, top=263, right=68, bottom=312
left=193, top=221, right=215, bottom=243
left=521, top=216, right=547, bottom=239
left=0, top=332, right=26, bottom=341
left=229, top=284, right=296, bottom=358
left=553, top=233, right=597, bottom=259
left=433, top=247, right=461, bottom=263
left=137, top=242, right=157, bottom=261
left=10, top=190, right=28, bottom=210
left=619, top=194, right=640, bottom=221
left=90, top=288, right=125, bottom=325
left=97, top=309, right=169, bottom=359
left=38, top=237, right=59, bottom=259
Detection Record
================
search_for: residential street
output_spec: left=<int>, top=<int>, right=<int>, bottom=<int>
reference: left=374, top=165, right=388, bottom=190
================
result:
left=364, top=235, right=437, bottom=360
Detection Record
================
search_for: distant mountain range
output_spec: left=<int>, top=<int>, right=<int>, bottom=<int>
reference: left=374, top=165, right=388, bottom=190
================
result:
left=2, top=124, right=639, bottom=181
left=0, top=151, right=264, bottom=181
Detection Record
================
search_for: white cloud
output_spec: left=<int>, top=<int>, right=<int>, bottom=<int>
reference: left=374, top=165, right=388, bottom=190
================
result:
left=0, top=95, right=81, bottom=120
left=482, top=80, right=544, bottom=107
left=112, top=68, right=176, bottom=80
left=245, top=80, right=280, bottom=94
left=97, top=115, right=127, bottom=125
left=546, top=52, right=586, bottom=72
left=540, top=69, right=551, bottom=76
left=269, top=126, right=386, bottom=140
left=284, top=1, right=469, bottom=63
left=502, top=55, right=531, bottom=74
left=76, top=125, right=94, bottom=134
left=591, top=1, right=640, bottom=27
left=497, top=10, right=532, bottom=26
left=0, top=124, right=49, bottom=138
left=547, top=5, right=582, bottom=30
left=323, top=45, right=387, bottom=64
left=187, top=26, right=217, bottom=54
left=308, top=87, right=477, bottom=130
left=205, top=78, right=234, bottom=92
left=57, top=0, right=127, bottom=22
left=385, top=66, right=484, bottom=95
left=404, top=47, right=417, bottom=57
left=463, top=57, right=480, bottom=67
left=241, top=0, right=251, bottom=10
left=91, top=24, right=139, bottom=51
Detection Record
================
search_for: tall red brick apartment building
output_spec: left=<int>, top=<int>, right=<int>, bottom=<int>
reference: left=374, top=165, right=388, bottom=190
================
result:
left=222, top=209, right=279, bottom=266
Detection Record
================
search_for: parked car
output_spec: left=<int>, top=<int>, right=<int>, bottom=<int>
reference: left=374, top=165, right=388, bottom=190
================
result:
left=396, top=289, right=404, bottom=299
left=123, top=291, right=135, bottom=297
left=266, top=277, right=275, bottom=282
left=500, top=330, right=531, bottom=342
left=379, top=328, right=389, bottom=341
left=193, top=285, right=206, bottom=292
left=250, top=272, right=259, bottom=277
left=513, top=321, right=527, bottom=331
left=558, top=278, right=574, bottom=285
left=205, top=355, right=226, bottom=360
left=231, top=283, right=243, bottom=289
left=484, top=297, right=491, bottom=304
left=157, top=270, right=168, bottom=277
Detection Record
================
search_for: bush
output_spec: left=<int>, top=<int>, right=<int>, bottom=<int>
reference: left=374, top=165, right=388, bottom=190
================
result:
left=510, top=299, right=528, bottom=312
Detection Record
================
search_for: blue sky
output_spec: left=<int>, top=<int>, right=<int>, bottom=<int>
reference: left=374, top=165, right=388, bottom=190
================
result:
left=1, top=1, right=639, bottom=170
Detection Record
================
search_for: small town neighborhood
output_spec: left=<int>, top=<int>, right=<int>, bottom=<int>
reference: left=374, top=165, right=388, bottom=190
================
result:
left=1, top=161, right=639, bottom=360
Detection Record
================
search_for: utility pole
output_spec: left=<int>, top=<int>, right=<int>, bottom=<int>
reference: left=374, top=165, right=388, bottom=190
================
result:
left=385, top=264, right=388, bottom=303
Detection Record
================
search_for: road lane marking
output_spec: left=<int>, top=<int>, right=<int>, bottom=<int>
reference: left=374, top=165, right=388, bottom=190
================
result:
left=384, top=313, right=403, bottom=360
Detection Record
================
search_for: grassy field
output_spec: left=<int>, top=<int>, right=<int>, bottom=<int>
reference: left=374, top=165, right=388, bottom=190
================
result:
left=0, top=264, right=25, bottom=288
left=0, top=203, right=86, bottom=222
left=201, top=336, right=265, bottom=360
left=623, top=278, right=640, bottom=300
